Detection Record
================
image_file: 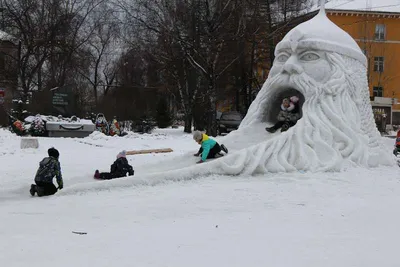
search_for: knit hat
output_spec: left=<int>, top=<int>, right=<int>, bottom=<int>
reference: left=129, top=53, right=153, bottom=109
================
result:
left=117, top=150, right=126, bottom=158
left=193, top=131, right=203, bottom=142
left=48, top=147, right=59, bottom=159
left=290, top=96, right=299, bottom=103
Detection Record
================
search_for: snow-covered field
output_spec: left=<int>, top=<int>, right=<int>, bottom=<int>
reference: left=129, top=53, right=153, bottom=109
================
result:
left=1, top=128, right=400, bottom=267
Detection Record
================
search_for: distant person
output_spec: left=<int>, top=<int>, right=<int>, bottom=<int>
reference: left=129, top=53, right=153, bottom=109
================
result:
left=193, top=131, right=228, bottom=163
left=394, top=129, right=400, bottom=156
left=30, top=147, right=63, bottom=197
left=94, top=150, right=134, bottom=179
left=266, top=96, right=301, bottom=133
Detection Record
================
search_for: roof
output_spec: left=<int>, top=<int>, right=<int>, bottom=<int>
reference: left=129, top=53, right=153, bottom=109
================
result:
left=0, top=30, right=18, bottom=45
left=311, top=0, right=400, bottom=14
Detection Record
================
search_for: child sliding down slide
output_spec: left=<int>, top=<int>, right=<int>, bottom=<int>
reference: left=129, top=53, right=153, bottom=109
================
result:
left=94, top=150, right=134, bottom=180
left=193, top=131, right=228, bottom=164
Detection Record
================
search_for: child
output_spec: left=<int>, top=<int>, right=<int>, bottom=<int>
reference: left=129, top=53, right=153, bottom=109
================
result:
left=193, top=131, right=228, bottom=163
left=94, top=150, right=134, bottom=179
left=30, top=147, right=63, bottom=197
left=393, top=129, right=400, bottom=156
left=266, top=97, right=300, bottom=133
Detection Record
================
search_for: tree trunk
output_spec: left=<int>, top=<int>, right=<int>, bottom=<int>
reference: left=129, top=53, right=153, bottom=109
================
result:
left=206, top=77, right=217, bottom=137
left=248, top=34, right=256, bottom=110
left=265, top=0, right=275, bottom=66
left=184, top=112, right=192, bottom=133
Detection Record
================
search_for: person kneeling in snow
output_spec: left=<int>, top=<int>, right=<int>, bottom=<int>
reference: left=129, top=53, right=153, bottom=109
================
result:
left=94, top=150, right=134, bottom=179
left=193, top=131, right=228, bottom=164
left=30, top=147, right=63, bottom=197
left=266, top=96, right=301, bottom=133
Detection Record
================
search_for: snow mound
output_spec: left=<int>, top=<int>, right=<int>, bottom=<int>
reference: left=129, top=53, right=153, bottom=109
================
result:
left=0, top=128, right=19, bottom=155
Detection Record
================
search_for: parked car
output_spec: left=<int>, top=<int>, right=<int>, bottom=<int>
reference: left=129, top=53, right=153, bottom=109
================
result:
left=217, top=111, right=243, bottom=135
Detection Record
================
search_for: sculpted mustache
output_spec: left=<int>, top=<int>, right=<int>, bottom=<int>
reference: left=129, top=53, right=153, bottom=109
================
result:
left=267, top=72, right=320, bottom=97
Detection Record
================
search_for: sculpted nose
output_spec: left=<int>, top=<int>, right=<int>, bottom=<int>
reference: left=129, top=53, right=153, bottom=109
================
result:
left=282, top=56, right=303, bottom=74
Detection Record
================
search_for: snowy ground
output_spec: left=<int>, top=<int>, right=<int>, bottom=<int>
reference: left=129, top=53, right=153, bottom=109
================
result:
left=1, top=128, right=400, bottom=267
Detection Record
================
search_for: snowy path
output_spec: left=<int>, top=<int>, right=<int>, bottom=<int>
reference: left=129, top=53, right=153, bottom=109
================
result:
left=135, top=123, right=279, bottom=175
left=2, top=168, right=400, bottom=267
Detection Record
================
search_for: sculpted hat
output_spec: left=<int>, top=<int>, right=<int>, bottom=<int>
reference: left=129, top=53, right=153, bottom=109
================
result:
left=275, top=6, right=367, bottom=67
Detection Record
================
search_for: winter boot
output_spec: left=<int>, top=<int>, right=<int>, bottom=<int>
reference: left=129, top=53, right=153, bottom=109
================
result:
left=281, top=123, right=290, bottom=132
left=266, top=127, right=277, bottom=133
left=94, top=170, right=100, bottom=179
left=30, top=184, right=36, bottom=196
left=36, top=186, right=45, bottom=197
left=221, top=144, right=228, bottom=154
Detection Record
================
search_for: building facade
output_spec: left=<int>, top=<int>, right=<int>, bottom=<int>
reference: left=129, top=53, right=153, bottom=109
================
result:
left=326, top=9, right=400, bottom=107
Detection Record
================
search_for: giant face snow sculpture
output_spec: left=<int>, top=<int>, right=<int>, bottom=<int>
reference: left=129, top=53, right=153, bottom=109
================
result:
left=217, top=8, right=394, bottom=174
left=133, top=7, right=394, bottom=182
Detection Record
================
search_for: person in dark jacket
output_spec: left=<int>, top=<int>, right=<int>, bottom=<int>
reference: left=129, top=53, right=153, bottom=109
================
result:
left=30, top=147, right=63, bottom=197
left=266, top=96, right=301, bottom=133
left=94, top=150, right=134, bottom=180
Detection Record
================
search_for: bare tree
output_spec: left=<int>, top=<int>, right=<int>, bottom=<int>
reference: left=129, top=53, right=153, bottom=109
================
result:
left=77, top=2, right=122, bottom=106
left=120, top=0, right=252, bottom=135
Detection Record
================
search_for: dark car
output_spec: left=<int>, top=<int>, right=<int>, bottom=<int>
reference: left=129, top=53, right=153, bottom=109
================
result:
left=217, top=111, right=243, bottom=135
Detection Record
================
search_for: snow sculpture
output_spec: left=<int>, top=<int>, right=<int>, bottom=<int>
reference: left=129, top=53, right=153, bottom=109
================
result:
left=217, top=6, right=394, bottom=173
left=129, top=4, right=394, bottom=185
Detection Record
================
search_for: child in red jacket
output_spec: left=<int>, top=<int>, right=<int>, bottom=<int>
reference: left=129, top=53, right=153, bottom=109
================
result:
left=394, top=130, right=400, bottom=156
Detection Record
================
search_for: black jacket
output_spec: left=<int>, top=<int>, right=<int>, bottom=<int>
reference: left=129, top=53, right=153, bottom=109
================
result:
left=110, top=157, right=134, bottom=178
left=35, top=157, right=63, bottom=186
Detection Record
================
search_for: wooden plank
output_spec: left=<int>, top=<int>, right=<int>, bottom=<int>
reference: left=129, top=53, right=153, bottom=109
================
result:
left=126, top=148, right=173, bottom=155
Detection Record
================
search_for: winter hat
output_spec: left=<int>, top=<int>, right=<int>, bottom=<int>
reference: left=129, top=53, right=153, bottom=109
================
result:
left=290, top=96, right=299, bottom=103
left=48, top=147, right=59, bottom=159
left=117, top=150, right=127, bottom=159
left=193, top=131, right=203, bottom=142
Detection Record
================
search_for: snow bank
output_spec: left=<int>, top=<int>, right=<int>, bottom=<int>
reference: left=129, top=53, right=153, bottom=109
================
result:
left=0, top=128, right=19, bottom=156
left=25, top=115, right=93, bottom=125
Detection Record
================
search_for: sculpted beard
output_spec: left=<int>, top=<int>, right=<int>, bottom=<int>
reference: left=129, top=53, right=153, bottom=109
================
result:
left=230, top=53, right=370, bottom=174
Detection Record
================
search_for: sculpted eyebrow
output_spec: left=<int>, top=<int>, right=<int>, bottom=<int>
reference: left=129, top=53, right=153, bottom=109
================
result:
left=276, top=48, right=291, bottom=54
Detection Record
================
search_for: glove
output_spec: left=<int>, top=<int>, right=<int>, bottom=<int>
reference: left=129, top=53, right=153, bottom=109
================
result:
left=58, top=181, right=63, bottom=190
left=196, top=160, right=204, bottom=164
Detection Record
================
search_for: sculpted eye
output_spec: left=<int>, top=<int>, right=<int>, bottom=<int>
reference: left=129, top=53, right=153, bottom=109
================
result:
left=300, top=52, right=320, bottom=61
left=276, top=53, right=289, bottom=63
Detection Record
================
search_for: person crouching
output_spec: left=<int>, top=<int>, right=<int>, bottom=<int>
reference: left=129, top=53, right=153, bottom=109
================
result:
left=30, top=147, right=63, bottom=197
left=193, top=131, right=228, bottom=163
left=94, top=150, right=134, bottom=179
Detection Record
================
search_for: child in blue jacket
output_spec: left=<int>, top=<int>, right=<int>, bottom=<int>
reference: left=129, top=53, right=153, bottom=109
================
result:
left=193, top=131, right=228, bottom=163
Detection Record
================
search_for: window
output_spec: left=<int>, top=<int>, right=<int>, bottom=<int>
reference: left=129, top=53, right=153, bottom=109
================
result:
left=374, top=57, right=384, bottom=72
left=375, top=24, right=386, bottom=40
left=373, top=86, right=383, bottom=97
